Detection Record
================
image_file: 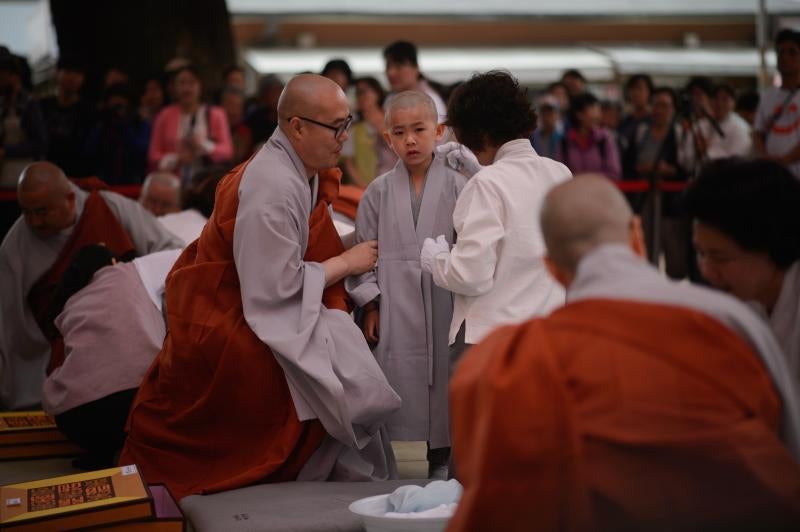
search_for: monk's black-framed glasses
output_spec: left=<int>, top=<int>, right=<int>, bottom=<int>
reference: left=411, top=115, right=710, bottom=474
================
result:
left=291, top=114, right=354, bottom=139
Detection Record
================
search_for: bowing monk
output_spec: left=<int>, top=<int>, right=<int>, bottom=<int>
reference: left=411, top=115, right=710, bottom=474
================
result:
left=121, top=74, right=401, bottom=500
left=0, top=162, right=182, bottom=410
left=448, top=175, right=800, bottom=532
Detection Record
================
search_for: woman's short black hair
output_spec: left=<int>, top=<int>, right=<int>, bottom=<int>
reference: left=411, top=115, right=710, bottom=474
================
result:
left=686, top=76, right=714, bottom=97
left=625, top=73, right=654, bottom=95
left=685, top=157, right=800, bottom=269
left=776, top=28, right=800, bottom=49
left=446, top=70, right=536, bottom=153
left=567, top=92, right=599, bottom=126
left=652, top=86, right=678, bottom=108
left=354, top=76, right=387, bottom=107
left=383, top=41, right=418, bottom=67
left=322, top=59, right=353, bottom=85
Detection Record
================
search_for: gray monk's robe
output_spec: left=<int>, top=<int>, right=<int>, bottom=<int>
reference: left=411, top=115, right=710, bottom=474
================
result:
left=769, top=261, right=800, bottom=384
left=0, top=184, right=183, bottom=410
left=569, top=244, right=800, bottom=460
left=234, top=129, right=402, bottom=481
left=346, top=155, right=467, bottom=448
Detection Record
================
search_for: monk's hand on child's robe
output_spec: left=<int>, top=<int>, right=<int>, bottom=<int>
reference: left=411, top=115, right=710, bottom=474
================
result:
left=420, top=235, right=450, bottom=274
left=436, top=142, right=483, bottom=178
left=342, top=240, right=379, bottom=275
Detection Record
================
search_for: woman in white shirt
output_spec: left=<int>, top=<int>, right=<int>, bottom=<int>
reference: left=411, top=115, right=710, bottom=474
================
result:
left=421, top=71, right=572, bottom=353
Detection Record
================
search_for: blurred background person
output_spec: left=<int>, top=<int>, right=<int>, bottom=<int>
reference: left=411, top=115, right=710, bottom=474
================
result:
left=321, top=58, right=353, bottom=93
left=627, top=87, right=691, bottom=279
left=162, top=57, right=191, bottom=104
left=529, top=94, right=563, bottom=161
left=754, top=28, right=800, bottom=178
left=138, top=171, right=181, bottom=217
left=561, top=92, right=621, bottom=179
left=601, top=99, right=623, bottom=145
left=546, top=81, right=570, bottom=118
left=157, top=166, right=225, bottom=246
left=619, top=73, right=653, bottom=175
left=220, top=85, right=253, bottom=164
left=85, top=83, right=150, bottom=185
left=383, top=40, right=447, bottom=122
left=40, top=58, right=95, bottom=177
left=138, top=77, right=165, bottom=126
left=148, top=64, right=233, bottom=184
left=246, top=73, right=283, bottom=148
left=560, top=68, right=587, bottom=98
left=221, top=64, right=246, bottom=92
left=103, top=65, right=129, bottom=89
left=694, top=84, right=753, bottom=160
left=341, top=76, right=396, bottom=188
left=0, top=52, right=46, bottom=188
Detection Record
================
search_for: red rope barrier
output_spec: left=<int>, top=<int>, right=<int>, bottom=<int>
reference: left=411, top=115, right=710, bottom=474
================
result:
left=1, top=180, right=685, bottom=203
left=615, top=180, right=687, bottom=193
left=0, top=184, right=142, bottom=202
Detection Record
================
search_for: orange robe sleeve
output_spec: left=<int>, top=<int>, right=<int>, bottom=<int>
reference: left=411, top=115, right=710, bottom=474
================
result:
left=120, top=164, right=352, bottom=500
left=448, top=300, right=800, bottom=532
left=331, top=184, right=362, bottom=222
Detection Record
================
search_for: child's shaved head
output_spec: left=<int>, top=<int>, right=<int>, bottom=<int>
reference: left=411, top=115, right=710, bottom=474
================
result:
left=384, top=90, right=438, bottom=128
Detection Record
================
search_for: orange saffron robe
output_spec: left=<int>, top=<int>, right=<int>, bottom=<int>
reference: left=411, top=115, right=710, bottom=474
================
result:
left=120, top=167, right=349, bottom=500
left=448, top=299, right=800, bottom=532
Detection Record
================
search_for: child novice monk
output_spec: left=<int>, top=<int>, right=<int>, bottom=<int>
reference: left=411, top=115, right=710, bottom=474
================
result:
left=347, top=91, right=466, bottom=478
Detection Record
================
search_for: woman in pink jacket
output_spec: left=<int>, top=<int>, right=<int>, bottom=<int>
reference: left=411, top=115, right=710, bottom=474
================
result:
left=148, top=65, right=233, bottom=183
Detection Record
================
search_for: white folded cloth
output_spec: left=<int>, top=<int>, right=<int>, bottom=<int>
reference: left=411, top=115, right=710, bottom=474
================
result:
left=386, top=479, right=462, bottom=514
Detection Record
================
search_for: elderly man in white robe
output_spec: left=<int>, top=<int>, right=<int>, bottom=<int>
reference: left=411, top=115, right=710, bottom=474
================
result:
left=0, top=162, right=182, bottom=410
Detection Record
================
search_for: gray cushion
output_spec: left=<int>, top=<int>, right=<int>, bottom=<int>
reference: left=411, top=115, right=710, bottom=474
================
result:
left=180, top=480, right=429, bottom=532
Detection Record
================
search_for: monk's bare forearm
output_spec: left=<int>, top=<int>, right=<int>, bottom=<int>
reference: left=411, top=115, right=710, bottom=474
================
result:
left=322, top=240, right=378, bottom=286
left=322, top=256, right=351, bottom=286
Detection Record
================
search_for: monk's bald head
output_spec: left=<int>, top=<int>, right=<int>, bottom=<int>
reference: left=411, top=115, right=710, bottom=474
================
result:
left=277, top=74, right=345, bottom=124
left=278, top=73, right=352, bottom=176
left=541, top=174, right=637, bottom=276
left=17, top=162, right=77, bottom=239
left=18, top=162, right=71, bottom=196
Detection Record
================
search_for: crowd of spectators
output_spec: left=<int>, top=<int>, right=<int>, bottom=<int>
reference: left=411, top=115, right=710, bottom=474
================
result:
left=1, top=31, right=798, bottom=229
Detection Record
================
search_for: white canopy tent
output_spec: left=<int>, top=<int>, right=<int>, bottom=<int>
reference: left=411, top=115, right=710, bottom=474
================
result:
left=229, top=0, right=800, bottom=16
left=244, top=45, right=778, bottom=86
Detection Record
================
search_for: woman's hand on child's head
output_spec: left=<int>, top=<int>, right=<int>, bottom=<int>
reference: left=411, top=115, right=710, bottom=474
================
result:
left=343, top=240, right=379, bottom=275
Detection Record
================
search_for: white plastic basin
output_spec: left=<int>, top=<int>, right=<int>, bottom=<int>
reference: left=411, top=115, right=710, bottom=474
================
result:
left=348, top=493, right=451, bottom=532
